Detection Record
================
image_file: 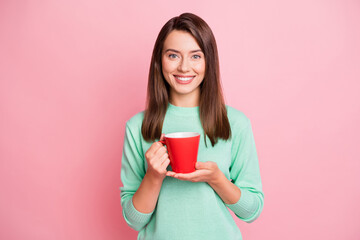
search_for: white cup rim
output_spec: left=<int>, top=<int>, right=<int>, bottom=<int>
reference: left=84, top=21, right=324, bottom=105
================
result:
left=165, top=132, right=200, bottom=138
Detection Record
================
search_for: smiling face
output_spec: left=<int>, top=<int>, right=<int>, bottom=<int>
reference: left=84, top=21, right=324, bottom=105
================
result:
left=161, top=30, right=206, bottom=107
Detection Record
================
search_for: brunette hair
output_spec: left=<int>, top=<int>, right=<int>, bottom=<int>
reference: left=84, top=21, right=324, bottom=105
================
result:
left=141, top=12, right=231, bottom=147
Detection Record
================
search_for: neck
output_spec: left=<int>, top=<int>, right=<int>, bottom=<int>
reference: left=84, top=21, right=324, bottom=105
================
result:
left=169, top=89, right=200, bottom=107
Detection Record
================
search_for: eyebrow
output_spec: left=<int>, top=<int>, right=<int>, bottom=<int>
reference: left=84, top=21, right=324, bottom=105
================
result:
left=164, top=48, right=203, bottom=53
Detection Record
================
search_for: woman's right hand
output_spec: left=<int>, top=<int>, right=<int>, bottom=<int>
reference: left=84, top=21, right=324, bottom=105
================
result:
left=144, top=134, right=170, bottom=181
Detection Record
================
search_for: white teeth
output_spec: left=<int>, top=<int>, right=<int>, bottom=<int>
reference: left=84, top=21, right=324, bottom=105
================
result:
left=176, top=76, right=194, bottom=81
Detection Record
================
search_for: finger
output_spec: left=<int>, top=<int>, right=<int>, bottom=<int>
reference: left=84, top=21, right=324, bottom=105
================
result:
left=148, top=151, right=167, bottom=168
left=161, top=158, right=170, bottom=169
left=174, top=174, right=198, bottom=182
left=158, top=152, right=168, bottom=162
left=196, top=161, right=216, bottom=170
left=195, top=161, right=206, bottom=169
left=160, top=133, right=165, bottom=141
left=166, top=171, right=176, bottom=177
left=153, top=146, right=167, bottom=160
left=147, top=141, right=163, bottom=156
left=151, top=153, right=168, bottom=170
left=174, top=171, right=199, bottom=180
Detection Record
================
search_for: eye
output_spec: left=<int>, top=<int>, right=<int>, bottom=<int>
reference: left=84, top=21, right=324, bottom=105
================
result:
left=192, top=54, right=201, bottom=59
left=168, top=54, right=178, bottom=59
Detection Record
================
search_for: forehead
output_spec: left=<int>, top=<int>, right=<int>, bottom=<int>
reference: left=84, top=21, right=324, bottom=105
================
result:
left=163, top=30, right=201, bottom=51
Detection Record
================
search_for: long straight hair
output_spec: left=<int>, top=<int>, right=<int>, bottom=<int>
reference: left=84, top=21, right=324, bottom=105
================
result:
left=141, top=13, right=231, bottom=147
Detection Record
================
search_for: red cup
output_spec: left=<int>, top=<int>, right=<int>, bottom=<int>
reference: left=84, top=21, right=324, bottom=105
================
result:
left=159, top=132, right=200, bottom=173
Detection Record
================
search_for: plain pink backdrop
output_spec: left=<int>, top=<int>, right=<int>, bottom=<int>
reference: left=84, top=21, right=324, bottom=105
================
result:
left=1, top=0, right=359, bottom=239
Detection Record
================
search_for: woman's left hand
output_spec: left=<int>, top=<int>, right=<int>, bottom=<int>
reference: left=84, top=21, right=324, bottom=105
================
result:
left=166, top=161, right=222, bottom=184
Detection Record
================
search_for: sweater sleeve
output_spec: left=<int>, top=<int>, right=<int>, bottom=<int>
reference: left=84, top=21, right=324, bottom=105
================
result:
left=225, top=118, right=264, bottom=223
left=120, top=122, right=154, bottom=231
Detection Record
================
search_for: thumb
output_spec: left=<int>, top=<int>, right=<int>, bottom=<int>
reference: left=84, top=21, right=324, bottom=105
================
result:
left=195, top=161, right=206, bottom=169
left=160, top=133, right=165, bottom=141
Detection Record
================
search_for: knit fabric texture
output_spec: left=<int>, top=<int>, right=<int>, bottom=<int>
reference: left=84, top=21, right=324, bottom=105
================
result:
left=120, top=103, right=264, bottom=240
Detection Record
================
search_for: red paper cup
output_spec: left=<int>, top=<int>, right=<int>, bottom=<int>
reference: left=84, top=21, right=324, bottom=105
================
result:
left=159, top=132, right=200, bottom=173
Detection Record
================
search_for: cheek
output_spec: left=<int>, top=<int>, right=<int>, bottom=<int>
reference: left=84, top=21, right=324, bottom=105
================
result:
left=161, top=61, right=173, bottom=84
left=162, top=59, right=177, bottom=74
left=194, top=61, right=206, bottom=75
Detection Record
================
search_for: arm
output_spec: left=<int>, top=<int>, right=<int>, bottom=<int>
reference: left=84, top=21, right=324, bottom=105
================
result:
left=224, top=119, right=264, bottom=223
left=207, top=170, right=241, bottom=205
left=120, top=124, right=169, bottom=231
left=131, top=171, right=164, bottom=214
left=132, top=140, right=170, bottom=214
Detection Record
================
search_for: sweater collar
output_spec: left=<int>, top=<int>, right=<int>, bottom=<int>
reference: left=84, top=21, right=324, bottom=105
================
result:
left=167, top=103, right=200, bottom=116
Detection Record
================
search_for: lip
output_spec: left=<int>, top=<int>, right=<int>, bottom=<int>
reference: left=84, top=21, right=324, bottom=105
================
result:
left=173, top=75, right=195, bottom=85
left=174, top=75, right=195, bottom=77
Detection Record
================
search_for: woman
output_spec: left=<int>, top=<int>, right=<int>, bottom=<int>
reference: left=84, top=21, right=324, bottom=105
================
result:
left=120, top=13, right=264, bottom=240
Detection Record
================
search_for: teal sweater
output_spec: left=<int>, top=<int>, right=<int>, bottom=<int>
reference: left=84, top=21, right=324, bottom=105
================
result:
left=120, top=103, right=264, bottom=240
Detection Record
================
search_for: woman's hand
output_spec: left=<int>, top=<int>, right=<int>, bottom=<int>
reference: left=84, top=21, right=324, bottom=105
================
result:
left=145, top=134, right=170, bottom=181
left=166, top=161, right=222, bottom=184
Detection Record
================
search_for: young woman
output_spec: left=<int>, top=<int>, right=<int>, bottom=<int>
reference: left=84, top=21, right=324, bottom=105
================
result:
left=120, top=13, right=264, bottom=240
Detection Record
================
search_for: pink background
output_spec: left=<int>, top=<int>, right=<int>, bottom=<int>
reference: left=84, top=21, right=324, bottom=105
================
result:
left=1, top=0, right=359, bottom=239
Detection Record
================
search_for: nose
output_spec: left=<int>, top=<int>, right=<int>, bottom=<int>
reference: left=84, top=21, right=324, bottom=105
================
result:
left=178, top=58, right=190, bottom=72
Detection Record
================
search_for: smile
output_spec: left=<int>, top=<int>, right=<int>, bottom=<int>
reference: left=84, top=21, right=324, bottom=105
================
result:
left=174, top=75, right=195, bottom=84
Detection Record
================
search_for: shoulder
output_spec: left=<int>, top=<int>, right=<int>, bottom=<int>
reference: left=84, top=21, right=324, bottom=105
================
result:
left=225, top=105, right=251, bottom=132
left=125, top=110, right=145, bottom=131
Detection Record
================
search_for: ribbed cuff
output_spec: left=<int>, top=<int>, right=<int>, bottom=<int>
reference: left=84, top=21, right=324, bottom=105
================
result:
left=225, top=188, right=258, bottom=219
left=124, top=197, right=154, bottom=225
